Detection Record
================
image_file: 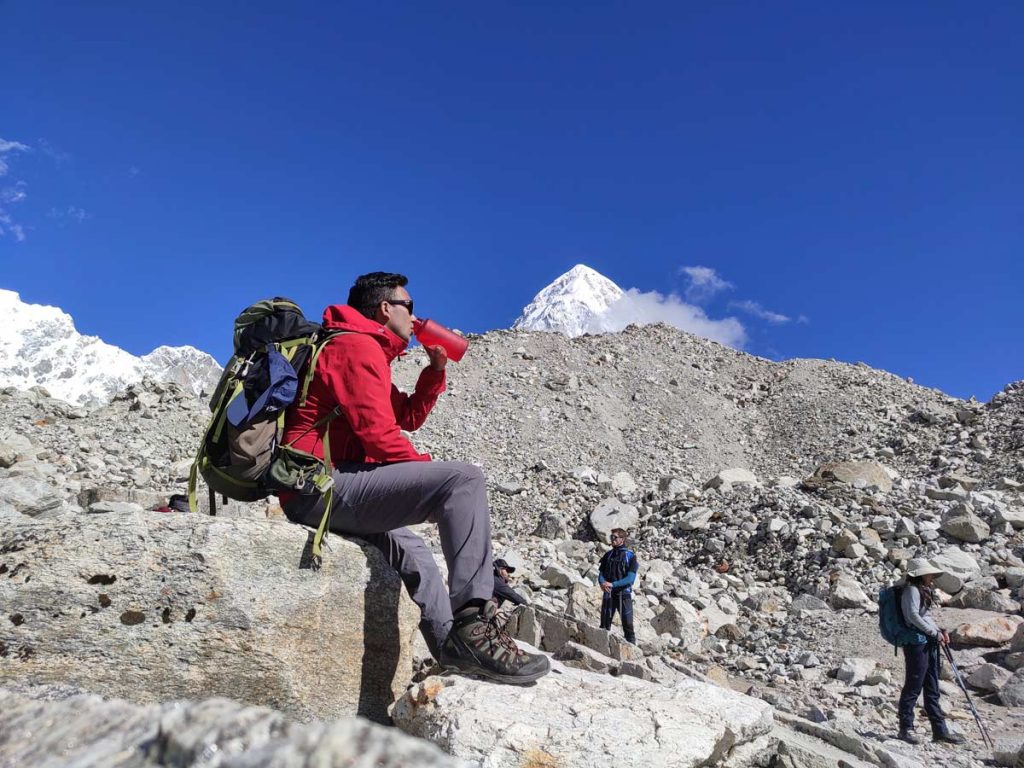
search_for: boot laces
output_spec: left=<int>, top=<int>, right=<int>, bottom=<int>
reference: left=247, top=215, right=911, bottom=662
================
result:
left=483, top=612, right=524, bottom=659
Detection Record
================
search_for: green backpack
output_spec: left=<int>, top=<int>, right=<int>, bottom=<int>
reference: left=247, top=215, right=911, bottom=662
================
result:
left=187, top=297, right=345, bottom=566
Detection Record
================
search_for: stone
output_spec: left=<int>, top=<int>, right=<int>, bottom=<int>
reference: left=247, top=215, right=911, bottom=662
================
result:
left=589, top=498, right=639, bottom=544
left=966, top=663, right=1013, bottom=693
left=1004, top=567, right=1024, bottom=591
left=610, top=471, right=637, bottom=496
left=0, top=689, right=462, bottom=768
left=391, top=669, right=774, bottom=768
left=650, top=599, right=707, bottom=648
left=532, top=510, right=569, bottom=539
left=87, top=500, right=147, bottom=515
left=789, top=594, right=832, bottom=613
left=951, top=615, right=1024, bottom=648
left=0, top=476, right=63, bottom=517
left=993, top=505, right=1024, bottom=530
left=1011, top=623, right=1024, bottom=652
left=830, top=576, right=873, bottom=610
left=552, top=641, right=618, bottom=674
left=947, top=587, right=1021, bottom=613
left=677, top=506, right=715, bottom=531
left=0, top=513, right=419, bottom=723
left=940, top=506, right=991, bottom=543
left=932, top=548, right=981, bottom=594
left=704, top=467, right=759, bottom=491
left=998, top=668, right=1024, bottom=707
left=831, top=529, right=858, bottom=552
left=836, top=657, right=876, bottom=686
left=807, top=461, right=892, bottom=493
left=541, top=563, right=584, bottom=589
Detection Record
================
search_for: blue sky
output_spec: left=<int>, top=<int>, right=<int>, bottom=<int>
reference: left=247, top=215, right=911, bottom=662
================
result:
left=1, top=2, right=1021, bottom=401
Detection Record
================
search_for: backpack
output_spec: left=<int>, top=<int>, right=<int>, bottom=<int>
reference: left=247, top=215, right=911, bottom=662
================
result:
left=878, top=585, right=927, bottom=653
left=187, top=297, right=343, bottom=566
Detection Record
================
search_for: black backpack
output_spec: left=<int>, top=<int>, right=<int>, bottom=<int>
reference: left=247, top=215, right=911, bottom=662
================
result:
left=188, top=297, right=343, bottom=566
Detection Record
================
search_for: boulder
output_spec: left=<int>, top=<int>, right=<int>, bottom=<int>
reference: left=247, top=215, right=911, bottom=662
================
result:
left=0, top=512, right=419, bottom=723
left=677, top=506, right=715, bottom=531
left=789, top=594, right=832, bottom=613
left=651, top=598, right=707, bottom=647
left=940, top=506, right=991, bottom=543
left=807, top=461, right=892, bottom=494
left=947, top=587, right=1021, bottom=613
left=541, top=563, right=584, bottom=589
left=1012, top=623, right=1024, bottom=652
left=589, top=498, right=639, bottom=544
left=704, top=468, right=759, bottom=491
left=391, top=668, right=774, bottom=768
left=552, top=641, right=618, bottom=674
left=836, top=658, right=877, bottom=686
left=932, top=548, right=981, bottom=595
left=0, top=476, right=64, bottom=517
left=993, top=504, right=1024, bottom=530
left=0, top=688, right=461, bottom=768
left=998, top=668, right=1024, bottom=707
left=951, top=615, right=1024, bottom=648
left=829, top=576, right=873, bottom=610
left=966, top=663, right=1014, bottom=693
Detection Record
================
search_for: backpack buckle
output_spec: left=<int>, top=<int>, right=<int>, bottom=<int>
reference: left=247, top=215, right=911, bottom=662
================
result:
left=314, top=472, right=334, bottom=493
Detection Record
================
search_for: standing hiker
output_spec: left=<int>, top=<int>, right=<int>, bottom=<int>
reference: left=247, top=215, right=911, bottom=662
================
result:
left=897, top=558, right=965, bottom=745
left=597, top=528, right=638, bottom=644
left=278, top=272, right=549, bottom=685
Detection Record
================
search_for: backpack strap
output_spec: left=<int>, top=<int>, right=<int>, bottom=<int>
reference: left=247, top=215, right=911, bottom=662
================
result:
left=299, top=331, right=350, bottom=407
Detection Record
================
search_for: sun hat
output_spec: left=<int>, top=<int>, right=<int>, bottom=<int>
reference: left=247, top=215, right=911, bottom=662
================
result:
left=906, top=558, right=944, bottom=578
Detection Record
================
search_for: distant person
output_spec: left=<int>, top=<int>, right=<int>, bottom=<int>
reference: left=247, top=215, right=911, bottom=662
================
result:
left=597, top=528, right=638, bottom=644
left=897, top=559, right=965, bottom=745
left=492, top=558, right=527, bottom=608
left=154, top=494, right=189, bottom=513
left=278, top=271, right=549, bottom=685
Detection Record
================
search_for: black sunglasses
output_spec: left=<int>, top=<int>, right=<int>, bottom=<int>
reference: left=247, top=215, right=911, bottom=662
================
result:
left=386, top=298, right=414, bottom=315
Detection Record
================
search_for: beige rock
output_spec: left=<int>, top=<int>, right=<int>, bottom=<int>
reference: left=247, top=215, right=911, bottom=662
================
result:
left=951, top=615, right=1024, bottom=647
left=0, top=512, right=419, bottom=723
left=807, top=461, right=892, bottom=493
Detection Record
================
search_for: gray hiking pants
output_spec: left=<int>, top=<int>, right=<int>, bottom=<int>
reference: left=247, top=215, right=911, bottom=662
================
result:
left=281, top=460, right=494, bottom=657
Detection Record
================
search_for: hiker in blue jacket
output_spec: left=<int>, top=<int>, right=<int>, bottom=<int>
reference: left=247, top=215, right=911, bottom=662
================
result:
left=897, top=558, right=965, bottom=746
left=598, top=528, right=638, bottom=644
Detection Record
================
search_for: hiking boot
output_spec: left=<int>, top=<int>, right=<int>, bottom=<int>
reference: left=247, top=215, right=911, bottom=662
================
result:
left=897, top=728, right=920, bottom=745
left=439, top=601, right=550, bottom=685
left=932, top=724, right=965, bottom=745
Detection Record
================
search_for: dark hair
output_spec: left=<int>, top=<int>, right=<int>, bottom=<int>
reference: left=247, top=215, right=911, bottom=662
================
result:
left=347, top=272, right=409, bottom=320
left=610, top=528, right=628, bottom=539
left=906, top=575, right=934, bottom=610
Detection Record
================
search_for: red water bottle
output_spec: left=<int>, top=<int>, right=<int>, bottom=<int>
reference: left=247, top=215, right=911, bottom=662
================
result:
left=413, top=319, right=468, bottom=362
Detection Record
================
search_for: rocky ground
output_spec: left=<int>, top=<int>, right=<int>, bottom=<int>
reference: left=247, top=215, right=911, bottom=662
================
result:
left=2, top=321, right=1023, bottom=767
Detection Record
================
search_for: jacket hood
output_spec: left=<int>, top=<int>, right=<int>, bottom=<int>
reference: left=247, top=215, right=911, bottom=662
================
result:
left=322, top=304, right=408, bottom=361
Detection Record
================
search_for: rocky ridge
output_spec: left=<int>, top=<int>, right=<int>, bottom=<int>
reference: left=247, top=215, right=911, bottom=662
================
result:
left=2, top=321, right=1024, bottom=767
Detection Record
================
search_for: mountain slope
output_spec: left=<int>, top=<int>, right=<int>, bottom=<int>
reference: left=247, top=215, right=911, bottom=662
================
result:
left=0, top=289, right=221, bottom=406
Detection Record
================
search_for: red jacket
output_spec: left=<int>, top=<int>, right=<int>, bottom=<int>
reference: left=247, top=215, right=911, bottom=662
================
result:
left=279, top=305, right=446, bottom=499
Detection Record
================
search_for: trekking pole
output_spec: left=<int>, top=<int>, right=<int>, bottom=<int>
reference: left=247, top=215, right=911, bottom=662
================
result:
left=942, top=644, right=994, bottom=750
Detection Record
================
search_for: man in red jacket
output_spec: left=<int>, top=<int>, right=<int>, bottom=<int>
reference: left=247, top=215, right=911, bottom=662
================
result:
left=280, top=272, right=549, bottom=685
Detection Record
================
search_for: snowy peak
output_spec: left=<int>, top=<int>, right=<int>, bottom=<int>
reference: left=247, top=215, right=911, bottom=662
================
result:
left=0, top=289, right=221, bottom=406
left=513, top=265, right=624, bottom=337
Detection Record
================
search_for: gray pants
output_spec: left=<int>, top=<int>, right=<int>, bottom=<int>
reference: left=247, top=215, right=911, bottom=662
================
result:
left=281, top=460, right=494, bottom=656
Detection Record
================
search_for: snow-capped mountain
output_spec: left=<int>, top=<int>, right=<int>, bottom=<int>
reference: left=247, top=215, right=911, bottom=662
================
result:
left=0, top=289, right=222, bottom=407
left=512, top=264, right=624, bottom=337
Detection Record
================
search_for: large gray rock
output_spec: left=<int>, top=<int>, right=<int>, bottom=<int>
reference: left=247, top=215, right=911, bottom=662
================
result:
left=0, top=688, right=463, bottom=767
left=0, top=475, right=64, bottom=517
left=806, top=461, right=892, bottom=493
left=704, top=467, right=759, bottom=491
left=947, top=587, right=1021, bottom=613
left=0, top=511, right=419, bottom=723
left=391, top=667, right=774, bottom=768
left=940, top=506, right=991, bottom=543
left=966, top=663, right=1013, bottom=693
left=999, top=668, right=1024, bottom=707
left=932, top=548, right=981, bottom=595
left=589, top=498, right=639, bottom=544
left=829, top=576, right=873, bottom=610
left=951, top=615, right=1024, bottom=648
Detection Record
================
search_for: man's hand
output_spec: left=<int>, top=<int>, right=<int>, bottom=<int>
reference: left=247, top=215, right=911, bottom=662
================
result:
left=939, top=630, right=950, bottom=646
left=601, top=581, right=612, bottom=593
left=425, top=345, right=447, bottom=371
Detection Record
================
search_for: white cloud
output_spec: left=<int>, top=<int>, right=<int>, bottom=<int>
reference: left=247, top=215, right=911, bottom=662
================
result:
left=0, top=138, right=29, bottom=240
left=679, top=265, right=734, bottom=303
left=0, top=138, right=30, bottom=176
left=587, top=288, right=747, bottom=348
left=48, top=205, right=91, bottom=224
left=728, top=299, right=791, bottom=324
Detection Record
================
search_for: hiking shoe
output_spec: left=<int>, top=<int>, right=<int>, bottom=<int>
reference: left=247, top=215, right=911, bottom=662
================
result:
left=932, top=727, right=965, bottom=745
left=897, top=728, right=920, bottom=745
left=439, top=601, right=550, bottom=685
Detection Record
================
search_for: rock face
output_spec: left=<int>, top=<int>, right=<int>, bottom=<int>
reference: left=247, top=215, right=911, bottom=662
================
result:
left=0, top=511, right=419, bottom=723
left=391, top=667, right=774, bottom=768
left=0, top=688, right=463, bottom=767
